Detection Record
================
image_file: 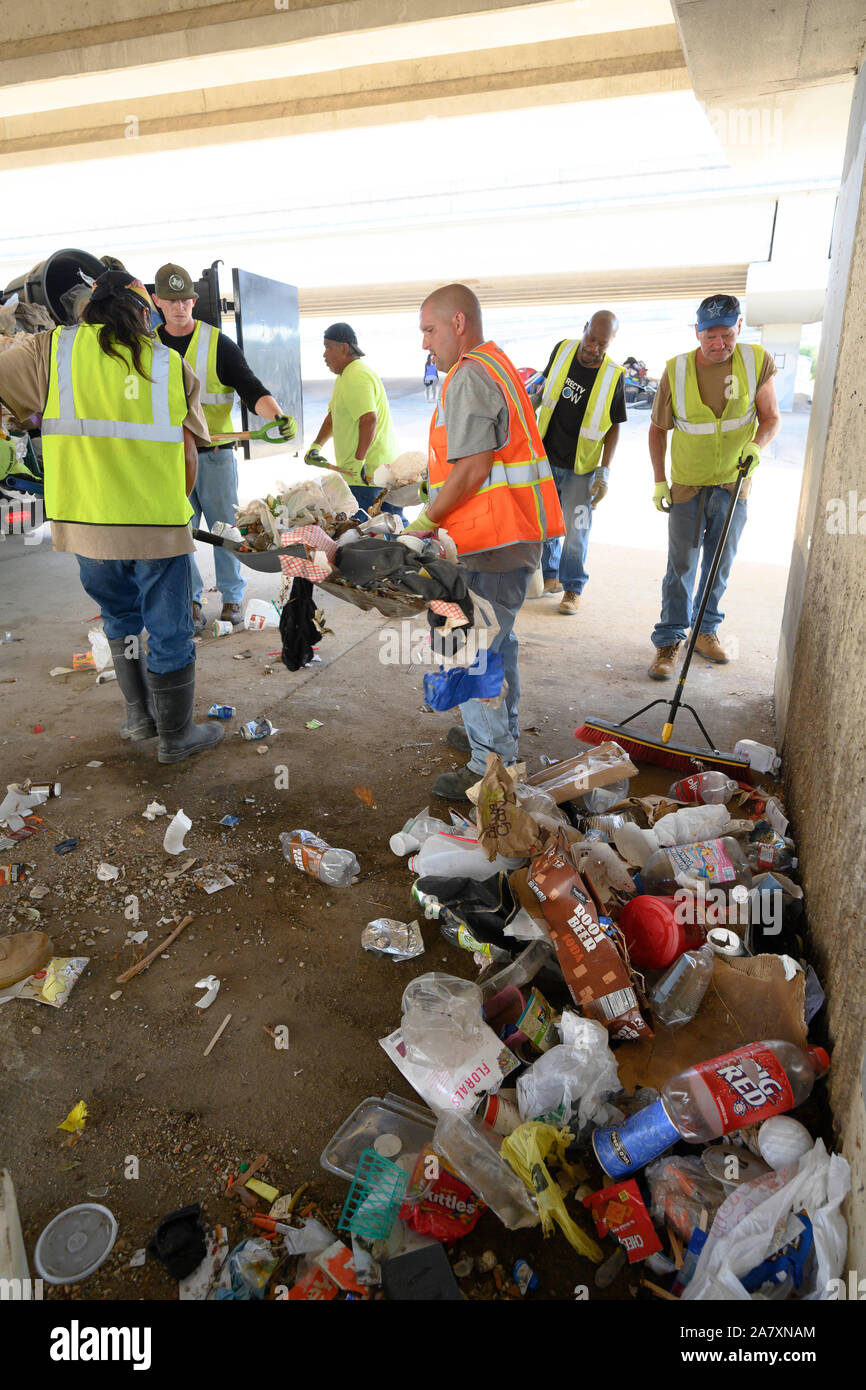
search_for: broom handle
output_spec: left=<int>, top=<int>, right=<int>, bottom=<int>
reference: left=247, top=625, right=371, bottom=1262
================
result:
left=663, top=457, right=750, bottom=743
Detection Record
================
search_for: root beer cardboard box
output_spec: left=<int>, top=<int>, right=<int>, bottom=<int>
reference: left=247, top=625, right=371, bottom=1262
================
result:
left=527, top=835, right=652, bottom=1042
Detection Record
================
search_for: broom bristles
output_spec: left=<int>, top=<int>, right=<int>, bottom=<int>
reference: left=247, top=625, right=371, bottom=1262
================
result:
left=575, top=717, right=752, bottom=777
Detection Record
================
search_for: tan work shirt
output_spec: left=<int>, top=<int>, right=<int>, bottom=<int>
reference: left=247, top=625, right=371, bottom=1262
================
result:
left=652, top=349, right=777, bottom=502
left=0, top=331, right=210, bottom=559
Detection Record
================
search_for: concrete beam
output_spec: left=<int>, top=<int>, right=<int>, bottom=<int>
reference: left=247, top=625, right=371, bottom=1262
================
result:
left=0, top=27, right=688, bottom=167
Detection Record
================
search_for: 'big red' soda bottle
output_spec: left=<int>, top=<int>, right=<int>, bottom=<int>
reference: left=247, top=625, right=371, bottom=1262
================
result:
left=668, top=771, right=739, bottom=805
left=593, top=1040, right=829, bottom=1178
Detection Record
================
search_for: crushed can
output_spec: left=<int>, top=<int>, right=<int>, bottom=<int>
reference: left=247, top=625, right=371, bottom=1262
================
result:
left=207, top=704, right=236, bottom=719
left=239, top=717, right=274, bottom=741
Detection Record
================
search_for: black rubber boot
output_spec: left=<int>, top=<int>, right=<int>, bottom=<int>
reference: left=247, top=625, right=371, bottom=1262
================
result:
left=148, top=663, right=225, bottom=764
left=109, top=636, right=157, bottom=741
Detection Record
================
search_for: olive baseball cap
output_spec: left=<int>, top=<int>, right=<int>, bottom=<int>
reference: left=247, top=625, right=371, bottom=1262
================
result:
left=154, top=263, right=197, bottom=300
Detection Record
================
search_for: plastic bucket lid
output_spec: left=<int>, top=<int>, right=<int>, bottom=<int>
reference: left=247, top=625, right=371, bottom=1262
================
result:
left=35, top=1203, right=117, bottom=1284
left=619, top=895, right=686, bottom=969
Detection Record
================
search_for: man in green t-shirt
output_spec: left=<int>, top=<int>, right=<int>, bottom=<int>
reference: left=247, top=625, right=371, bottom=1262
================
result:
left=305, top=322, right=401, bottom=516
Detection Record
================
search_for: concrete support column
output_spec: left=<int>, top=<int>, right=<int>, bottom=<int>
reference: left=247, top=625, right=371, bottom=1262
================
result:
left=760, top=321, right=802, bottom=411
left=775, top=63, right=866, bottom=1272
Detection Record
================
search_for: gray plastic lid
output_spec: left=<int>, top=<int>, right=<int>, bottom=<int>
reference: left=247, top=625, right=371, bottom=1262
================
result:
left=35, top=1203, right=118, bottom=1284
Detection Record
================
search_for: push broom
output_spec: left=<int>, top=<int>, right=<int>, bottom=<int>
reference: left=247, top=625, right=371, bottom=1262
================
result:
left=575, top=455, right=753, bottom=776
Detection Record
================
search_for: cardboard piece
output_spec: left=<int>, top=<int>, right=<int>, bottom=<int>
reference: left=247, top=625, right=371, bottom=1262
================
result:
left=615, top=954, right=808, bottom=1094
left=476, top=754, right=544, bottom=862
left=526, top=741, right=638, bottom=805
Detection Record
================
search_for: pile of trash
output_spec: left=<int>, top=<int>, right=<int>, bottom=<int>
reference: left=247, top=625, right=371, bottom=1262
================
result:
left=276, top=740, right=848, bottom=1301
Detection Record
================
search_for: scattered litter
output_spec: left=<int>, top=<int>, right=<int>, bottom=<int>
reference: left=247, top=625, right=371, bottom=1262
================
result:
left=58, top=1101, right=88, bottom=1134
left=203, top=1011, right=232, bottom=1056
left=55, top=839, right=78, bottom=854
left=305, top=719, right=324, bottom=730
left=115, top=915, right=193, bottom=984
left=15, top=957, right=89, bottom=1008
left=165, top=857, right=196, bottom=884
left=195, top=975, right=221, bottom=1010
left=208, top=705, right=236, bottom=719
left=353, top=785, right=377, bottom=809
left=95, top=671, right=117, bottom=685
left=142, top=801, right=167, bottom=821
left=86, top=761, right=103, bottom=768
left=196, top=871, right=235, bottom=894
left=163, top=809, right=192, bottom=855
left=109, top=990, right=122, bottom=1001
left=96, top=862, right=119, bottom=882
left=362, top=919, right=425, bottom=961
left=219, top=815, right=240, bottom=828
left=240, top=717, right=276, bottom=741
left=128, top=1249, right=147, bottom=1269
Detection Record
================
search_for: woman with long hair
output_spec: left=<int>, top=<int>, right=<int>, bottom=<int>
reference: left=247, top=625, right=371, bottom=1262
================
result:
left=0, top=269, right=223, bottom=763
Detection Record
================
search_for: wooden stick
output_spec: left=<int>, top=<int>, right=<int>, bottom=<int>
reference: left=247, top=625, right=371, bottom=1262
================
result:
left=641, top=1278, right=679, bottom=1301
left=204, top=1011, right=232, bottom=1057
left=115, top=914, right=193, bottom=984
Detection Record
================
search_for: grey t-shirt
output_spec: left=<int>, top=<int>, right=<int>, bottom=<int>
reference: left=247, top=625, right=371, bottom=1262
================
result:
left=441, top=358, right=542, bottom=574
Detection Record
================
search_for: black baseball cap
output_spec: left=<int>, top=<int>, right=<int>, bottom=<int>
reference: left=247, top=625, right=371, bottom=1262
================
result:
left=324, top=322, right=364, bottom=356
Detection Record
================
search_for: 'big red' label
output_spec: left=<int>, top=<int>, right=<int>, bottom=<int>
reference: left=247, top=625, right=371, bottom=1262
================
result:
left=695, top=1042, right=794, bottom=1129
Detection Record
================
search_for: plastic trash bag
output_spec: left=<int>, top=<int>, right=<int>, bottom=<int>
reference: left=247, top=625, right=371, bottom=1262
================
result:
left=682, top=1139, right=849, bottom=1301
left=517, top=1014, right=622, bottom=1132
left=500, top=1121, right=603, bottom=1260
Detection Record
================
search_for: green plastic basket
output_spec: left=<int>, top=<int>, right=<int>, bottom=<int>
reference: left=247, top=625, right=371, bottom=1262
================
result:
left=338, top=1148, right=409, bottom=1241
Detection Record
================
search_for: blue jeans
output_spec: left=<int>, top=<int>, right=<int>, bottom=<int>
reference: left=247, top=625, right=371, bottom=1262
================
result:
left=76, top=554, right=195, bottom=674
left=189, top=447, right=245, bottom=606
left=541, top=466, right=597, bottom=593
left=458, top=566, right=532, bottom=775
left=652, top=487, right=749, bottom=647
left=350, top=483, right=405, bottom=522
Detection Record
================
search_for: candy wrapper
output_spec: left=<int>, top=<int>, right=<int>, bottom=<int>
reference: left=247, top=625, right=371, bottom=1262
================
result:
left=399, top=1141, right=484, bottom=1241
left=16, top=955, right=88, bottom=1007
left=362, top=919, right=425, bottom=961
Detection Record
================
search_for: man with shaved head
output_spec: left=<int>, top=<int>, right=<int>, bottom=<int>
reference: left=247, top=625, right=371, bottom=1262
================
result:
left=412, top=284, right=565, bottom=800
left=531, top=311, right=626, bottom=615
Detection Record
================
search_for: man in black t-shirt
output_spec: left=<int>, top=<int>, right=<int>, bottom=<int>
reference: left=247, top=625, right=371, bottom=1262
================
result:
left=530, top=310, right=626, bottom=615
left=153, top=263, right=295, bottom=631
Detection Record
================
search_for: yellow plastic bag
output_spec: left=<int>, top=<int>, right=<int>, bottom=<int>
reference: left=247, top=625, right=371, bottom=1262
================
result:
left=500, top=1121, right=603, bottom=1262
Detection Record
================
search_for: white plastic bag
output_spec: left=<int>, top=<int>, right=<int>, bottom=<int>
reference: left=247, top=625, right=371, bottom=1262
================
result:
left=517, top=1013, right=622, bottom=1132
left=682, top=1139, right=849, bottom=1300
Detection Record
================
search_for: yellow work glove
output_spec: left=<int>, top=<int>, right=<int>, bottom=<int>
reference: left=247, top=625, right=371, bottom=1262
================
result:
left=589, top=465, right=610, bottom=508
left=740, top=442, right=761, bottom=476
left=404, top=508, right=436, bottom=535
left=275, top=414, right=297, bottom=440
left=653, top=480, right=672, bottom=512
left=304, top=446, right=329, bottom=468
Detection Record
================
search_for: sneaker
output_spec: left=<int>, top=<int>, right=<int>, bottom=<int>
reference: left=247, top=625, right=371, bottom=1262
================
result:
left=648, top=642, right=682, bottom=680
left=695, top=631, right=729, bottom=664
left=559, top=591, right=581, bottom=615
left=220, top=602, right=243, bottom=628
left=192, top=602, right=206, bottom=635
left=446, top=726, right=471, bottom=753
left=431, top=765, right=479, bottom=801
left=543, top=578, right=562, bottom=595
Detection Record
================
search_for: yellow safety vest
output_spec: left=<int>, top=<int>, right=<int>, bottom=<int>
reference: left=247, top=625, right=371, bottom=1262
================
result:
left=184, top=321, right=235, bottom=438
left=41, top=324, right=191, bottom=527
left=668, top=344, right=764, bottom=486
left=536, top=344, right=623, bottom=474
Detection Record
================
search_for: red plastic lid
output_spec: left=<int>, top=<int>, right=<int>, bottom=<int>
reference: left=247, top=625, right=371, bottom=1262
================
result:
left=808, top=1046, right=831, bottom=1074
left=619, top=896, right=689, bottom=969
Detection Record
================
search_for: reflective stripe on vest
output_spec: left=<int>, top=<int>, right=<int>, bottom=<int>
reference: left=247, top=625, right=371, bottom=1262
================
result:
left=192, top=322, right=233, bottom=406
left=668, top=343, right=762, bottom=486
left=427, top=342, right=565, bottom=554
left=537, top=344, right=622, bottom=472
left=41, top=327, right=183, bottom=444
left=41, top=323, right=191, bottom=527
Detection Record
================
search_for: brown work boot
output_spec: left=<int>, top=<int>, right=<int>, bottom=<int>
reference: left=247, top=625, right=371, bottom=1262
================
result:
left=559, top=590, right=581, bottom=615
left=648, top=642, right=682, bottom=680
left=220, top=602, right=243, bottom=628
left=695, top=631, right=730, bottom=663
left=543, top=578, right=562, bottom=595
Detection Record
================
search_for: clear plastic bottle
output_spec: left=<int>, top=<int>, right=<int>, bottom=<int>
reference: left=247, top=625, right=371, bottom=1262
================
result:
left=640, top=836, right=752, bottom=898
left=668, top=771, right=739, bottom=805
left=433, top=1112, right=538, bottom=1230
left=650, top=944, right=715, bottom=1028
left=279, top=829, right=359, bottom=886
left=411, top=885, right=513, bottom=965
left=746, top=838, right=799, bottom=874
left=389, top=809, right=452, bottom=856
left=593, top=1039, right=829, bottom=1178
left=408, top=833, right=525, bottom=879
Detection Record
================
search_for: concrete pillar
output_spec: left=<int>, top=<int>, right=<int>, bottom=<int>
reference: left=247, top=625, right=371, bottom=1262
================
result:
left=774, top=62, right=866, bottom=1273
left=760, top=322, right=802, bottom=412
